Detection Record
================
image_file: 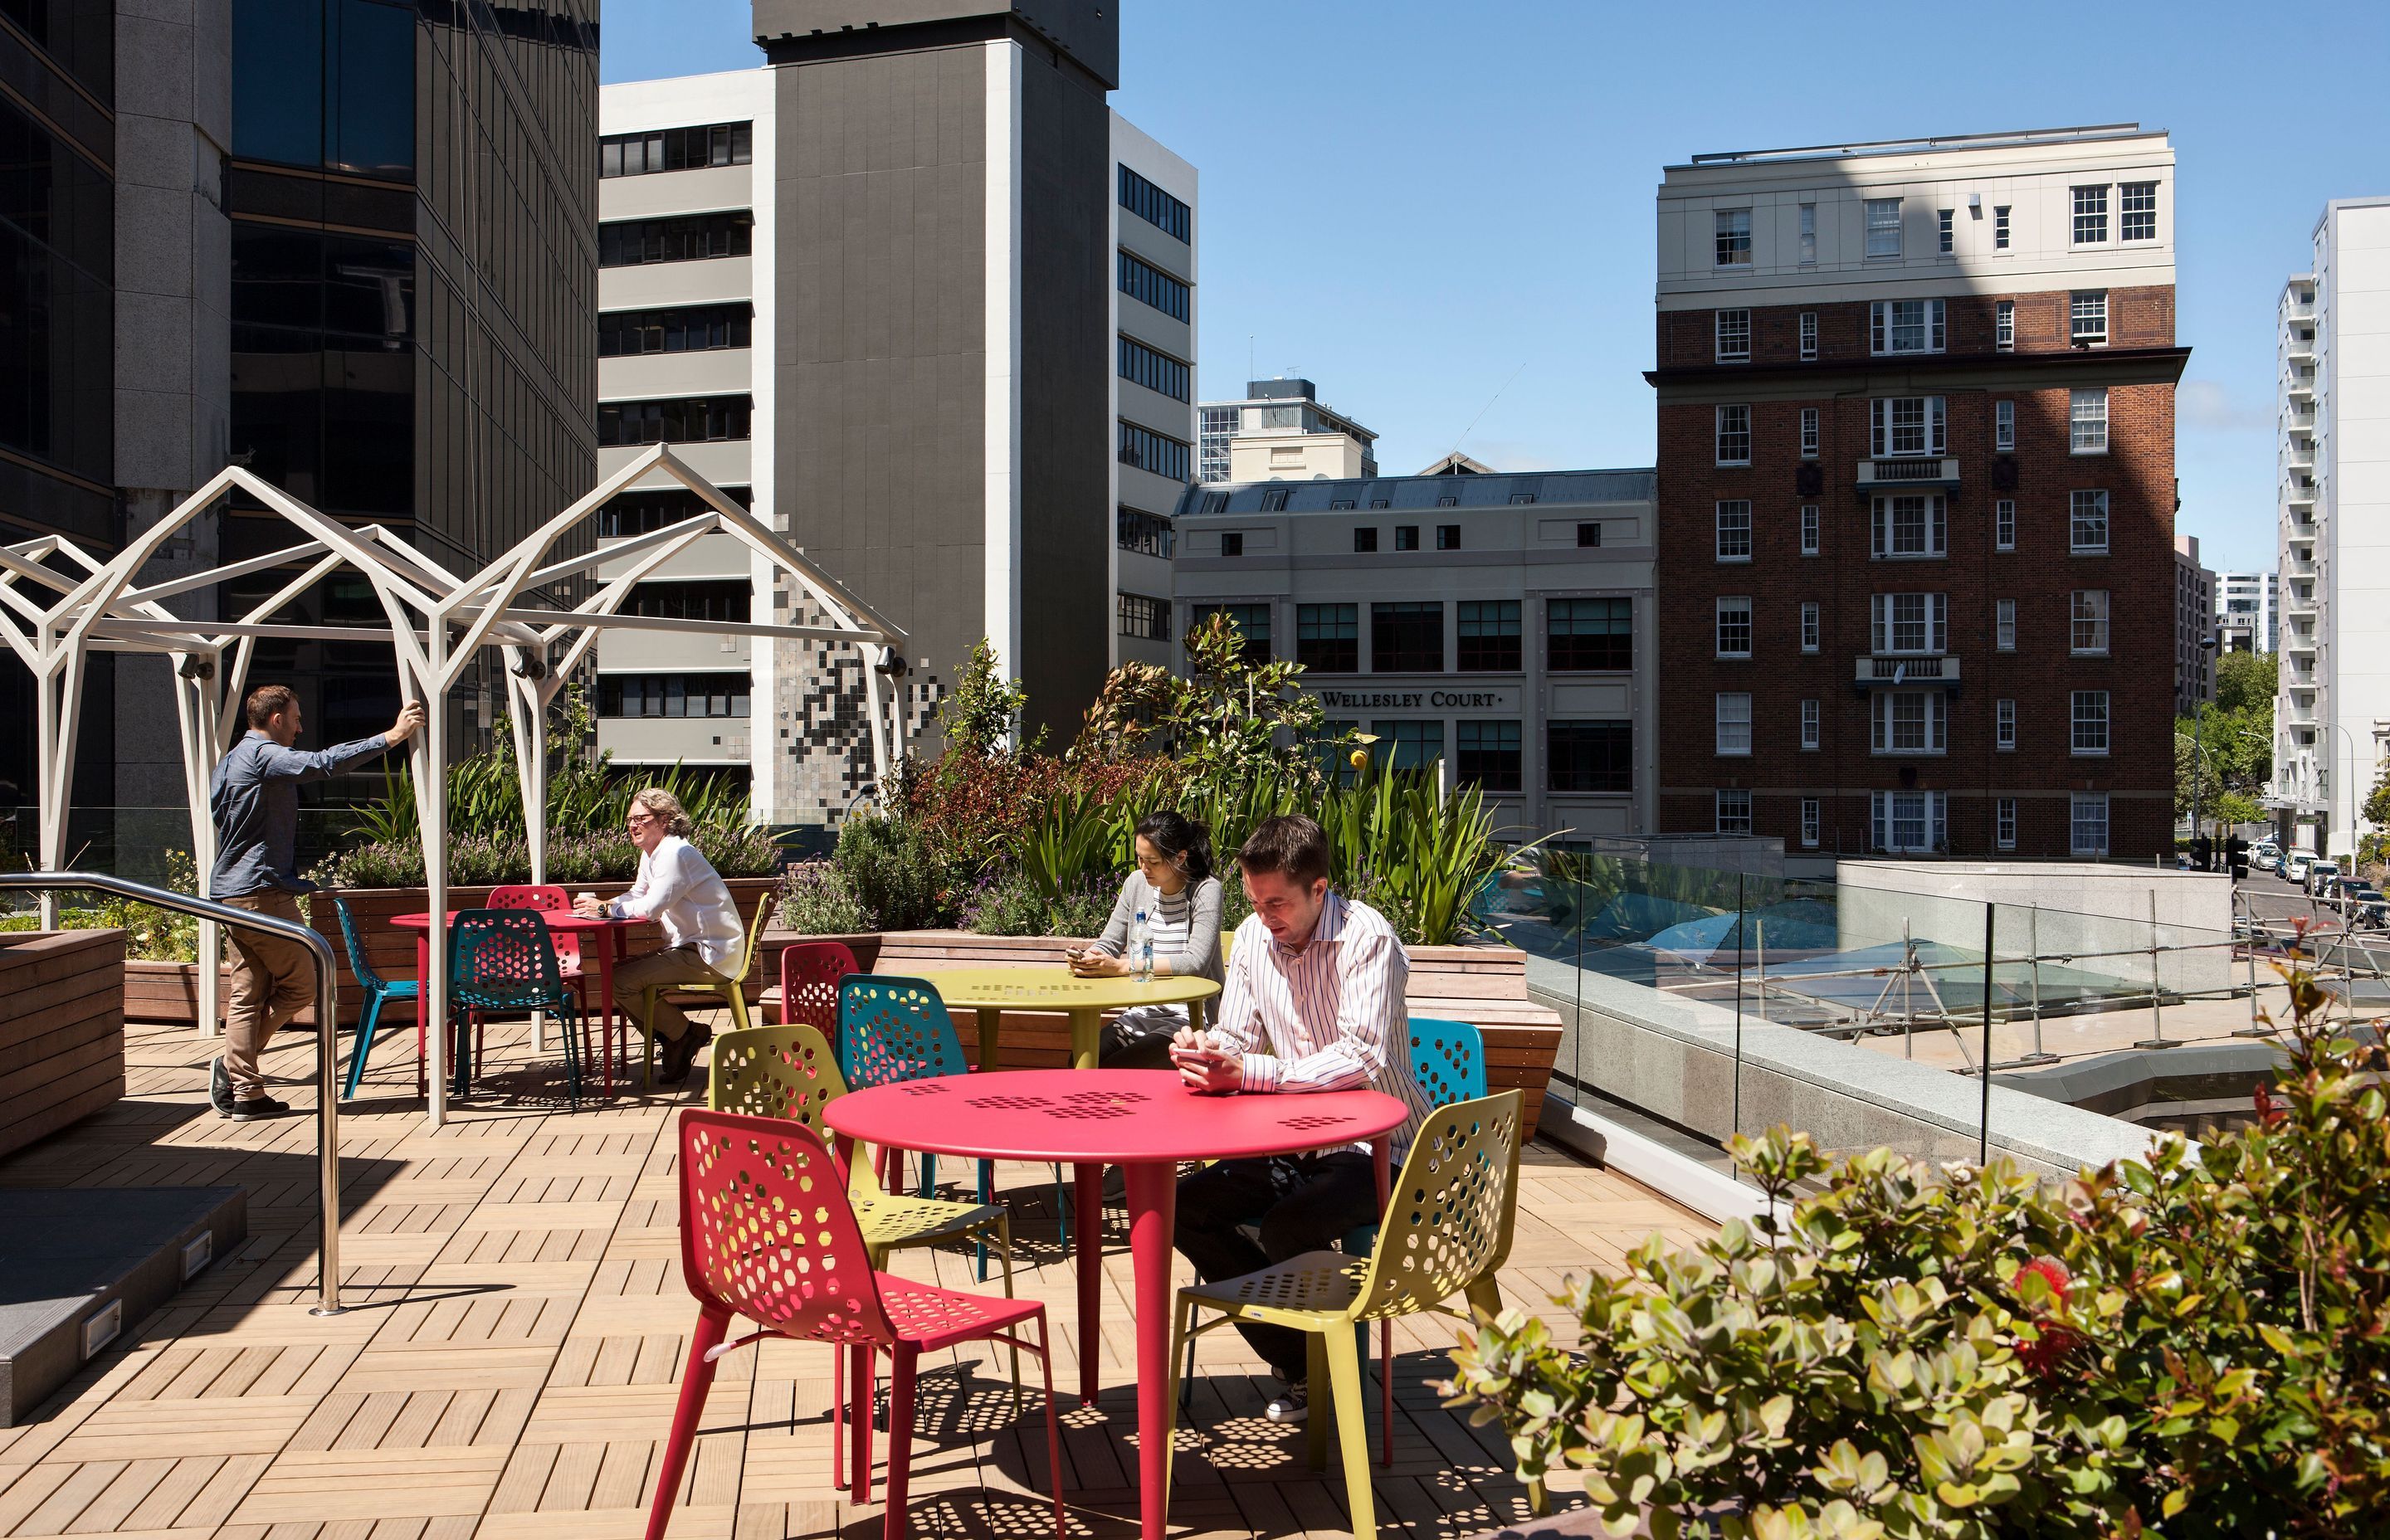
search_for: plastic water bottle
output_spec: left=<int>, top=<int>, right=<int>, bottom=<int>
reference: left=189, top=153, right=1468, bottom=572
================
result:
left=1129, top=910, right=1154, bottom=982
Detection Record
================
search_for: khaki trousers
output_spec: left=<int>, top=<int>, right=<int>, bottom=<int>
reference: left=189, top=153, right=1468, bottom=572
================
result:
left=222, top=889, right=315, bottom=1102
left=615, top=943, right=733, bottom=1043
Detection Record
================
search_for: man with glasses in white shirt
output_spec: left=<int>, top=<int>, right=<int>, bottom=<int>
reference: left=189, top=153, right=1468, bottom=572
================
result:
left=574, top=787, right=745, bottom=1084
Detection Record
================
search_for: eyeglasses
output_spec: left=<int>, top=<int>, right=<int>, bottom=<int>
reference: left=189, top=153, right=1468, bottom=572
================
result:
left=626, top=811, right=658, bottom=827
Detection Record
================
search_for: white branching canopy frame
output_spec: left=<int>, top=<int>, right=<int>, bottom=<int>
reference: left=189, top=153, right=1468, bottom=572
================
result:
left=0, top=445, right=908, bottom=1126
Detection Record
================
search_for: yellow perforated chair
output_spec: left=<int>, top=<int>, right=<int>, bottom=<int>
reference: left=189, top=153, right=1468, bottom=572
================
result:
left=641, top=895, right=774, bottom=1090
left=1163, top=1090, right=1524, bottom=1540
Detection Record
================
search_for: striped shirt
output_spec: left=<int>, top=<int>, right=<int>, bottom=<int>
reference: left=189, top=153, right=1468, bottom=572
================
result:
left=1212, top=893, right=1428, bottom=1157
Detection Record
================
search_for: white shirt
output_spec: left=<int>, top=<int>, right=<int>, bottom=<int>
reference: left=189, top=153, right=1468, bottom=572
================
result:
left=608, top=834, right=744, bottom=971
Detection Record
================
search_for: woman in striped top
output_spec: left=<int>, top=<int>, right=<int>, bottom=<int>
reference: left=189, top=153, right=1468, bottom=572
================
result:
left=1070, top=811, right=1226, bottom=1067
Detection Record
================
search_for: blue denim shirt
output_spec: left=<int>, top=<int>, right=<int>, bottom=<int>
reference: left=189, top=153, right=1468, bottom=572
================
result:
left=208, top=729, right=392, bottom=898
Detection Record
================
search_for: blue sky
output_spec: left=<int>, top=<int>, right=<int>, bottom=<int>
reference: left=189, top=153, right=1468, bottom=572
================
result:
left=601, top=0, right=2390, bottom=574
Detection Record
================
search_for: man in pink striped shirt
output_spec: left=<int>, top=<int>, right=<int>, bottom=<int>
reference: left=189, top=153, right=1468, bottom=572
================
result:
left=1168, top=814, right=1429, bottom=1423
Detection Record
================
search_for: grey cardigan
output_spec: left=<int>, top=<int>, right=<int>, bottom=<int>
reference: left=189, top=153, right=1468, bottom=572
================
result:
left=1091, top=870, right=1225, bottom=992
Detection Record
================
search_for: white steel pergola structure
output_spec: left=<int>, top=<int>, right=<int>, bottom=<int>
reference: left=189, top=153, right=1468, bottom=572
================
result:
left=1, top=445, right=909, bottom=1127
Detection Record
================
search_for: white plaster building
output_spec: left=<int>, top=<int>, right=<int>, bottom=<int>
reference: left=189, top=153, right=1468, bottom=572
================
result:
left=1197, top=379, right=1378, bottom=485
left=2217, top=569, right=2278, bottom=655
left=1110, top=114, right=1198, bottom=671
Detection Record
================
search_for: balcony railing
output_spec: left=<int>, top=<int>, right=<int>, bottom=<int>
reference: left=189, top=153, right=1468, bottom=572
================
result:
left=1853, top=655, right=1960, bottom=685
left=1856, top=456, right=1960, bottom=490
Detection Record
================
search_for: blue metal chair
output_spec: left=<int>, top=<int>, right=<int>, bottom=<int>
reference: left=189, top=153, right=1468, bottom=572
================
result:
left=334, top=894, right=419, bottom=1100
left=448, top=909, right=583, bottom=1109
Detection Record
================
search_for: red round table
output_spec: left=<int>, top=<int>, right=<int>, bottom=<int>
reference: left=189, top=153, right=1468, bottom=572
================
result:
left=822, top=1068, right=1408, bottom=1540
left=392, top=909, right=641, bottom=1096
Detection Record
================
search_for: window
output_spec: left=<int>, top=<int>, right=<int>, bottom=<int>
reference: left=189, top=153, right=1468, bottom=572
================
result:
left=1716, top=789, right=1754, bottom=836
left=1715, top=693, right=1753, bottom=755
left=1870, top=397, right=1947, bottom=458
left=1870, top=592, right=1949, bottom=654
left=1117, top=506, right=1174, bottom=557
left=2071, top=490, right=2110, bottom=553
left=1117, top=251, right=1191, bottom=321
left=598, top=212, right=753, bottom=267
left=1436, top=495, right=1459, bottom=507
left=1995, top=400, right=2017, bottom=452
left=1353, top=527, right=1378, bottom=553
left=1369, top=498, right=1391, bottom=509
left=598, top=396, right=753, bottom=446
left=1872, top=791, right=1947, bottom=854
left=1800, top=504, right=1821, bottom=556
left=1938, top=208, right=1954, bottom=254
left=1508, top=492, right=1538, bottom=504
left=1549, top=597, right=1632, bottom=670
left=2120, top=181, right=2158, bottom=242
left=1456, top=721, right=1522, bottom=792
left=1871, top=495, right=1948, bottom=558
left=1119, top=164, right=1191, bottom=241
left=1715, top=597, right=1753, bottom=658
left=595, top=485, right=752, bottom=538
left=2071, top=590, right=2110, bottom=654
left=2071, top=690, right=2110, bottom=755
left=1870, top=300, right=1947, bottom=354
left=1996, top=698, right=2017, bottom=749
left=1995, top=499, right=2017, bottom=551
left=2072, top=184, right=2110, bottom=245
left=1871, top=690, right=1947, bottom=754
left=1259, top=488, right=1289, bottom=512
left=627, top=580, right=751, bottom=624
left=1996, top=797, right=2017, bottom=850
left=2071, top=792, right=2110, bottom=855
left=1715, top=500, right=1753, bottom=560
left=1192, top=603, right=1268, bottom=660
left=1798, top=202, right=1817, bottom=264
left=1801, top=699, right=1821, bottom=749
left=1218, top=532, right=1244, bottom=557
left=1297, top=603, right=1358, bottom=671
left=1994, top=205, right=2011, bottom=250
left=1577, top=522, right=1602, bottom=548
left=1799, top=310, right=1818, bottom=359
left=1715, top=404, right=1752, bottom=465
left=1993, top=299, right=2015, bottom=351
left=1117, top=422, right=1193, bottom=481
left=1329, top=499, right=1357, bottom=510
left=2071, top=290, right=2109, bottom=346
left=1714, top=208, right=1752, bottom=266
left=1715, top=308, right=1751, bottom=361
left=1373, top=719, right=1445, bottom=773
left=598, top=672, right=751, bottom=719
left=1547, top=720, right=1632, bottom=792
left=1457, top=601, right=1521, bottom=671
left=1117, top=592, right=1170, bottom=640
left=1436, top=524, right=1461, bottom=551
left=2071, top=389, right=2109, bottom=453
left=1371, top=602, right=1444, bottom=672
left=1866, top=198, right=1902, bottom=257
left=1996, top=598, right=2017, bottom=651
left=1801, top=797, right=1822, bottom=847
left=598, top=303, right=753, bottom=356
left=1800, top=601, right=1821, bottom=652
left=1198, top=490, right=1230, bottom=514
left=1117, top=336, right=1192, bottom=401
left=1395, top=525, right=1420, bottom=552
left=600, top=121, right=753, bottom=178
left=1800, top=407, right=1820, bottom=459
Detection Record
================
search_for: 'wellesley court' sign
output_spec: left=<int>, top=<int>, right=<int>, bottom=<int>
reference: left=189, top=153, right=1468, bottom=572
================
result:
left=1308, top=686, right=1519, bottom=714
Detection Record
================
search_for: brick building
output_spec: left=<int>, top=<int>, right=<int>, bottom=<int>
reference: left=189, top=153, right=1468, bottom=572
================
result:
left=1649, top=126, right=2187, bottom=860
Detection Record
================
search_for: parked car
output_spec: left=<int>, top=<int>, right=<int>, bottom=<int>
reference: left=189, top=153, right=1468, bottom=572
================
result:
left=2252, top=842, right=2283, bottom=874
left=2286, top=850, right=2315, bottom=886
left=2307, top=860, right=2344, bottom=898
left=2342, top=880, right=2390, bottom=928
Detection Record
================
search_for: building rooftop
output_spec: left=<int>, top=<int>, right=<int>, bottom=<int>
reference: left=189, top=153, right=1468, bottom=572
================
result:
left=1677, top=122, right=2157, bottom=169
left=1178, top=466, right=1655, bottom=516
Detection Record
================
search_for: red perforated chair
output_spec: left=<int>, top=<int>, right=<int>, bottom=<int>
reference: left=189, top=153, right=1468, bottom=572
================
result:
left=778, top=939, right=861, bottom=1047
left=648, top=1109, right=1065, bottom=1540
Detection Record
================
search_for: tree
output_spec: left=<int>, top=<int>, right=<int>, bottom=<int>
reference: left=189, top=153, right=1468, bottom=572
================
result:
left=2212, top=649, right=2278, bottom=715
left=1070, top=611, right=1339, bottom=793
left=936, top=637, right=1029, bottom=758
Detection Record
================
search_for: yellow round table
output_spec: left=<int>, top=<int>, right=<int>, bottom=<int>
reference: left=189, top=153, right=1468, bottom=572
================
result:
left=912, top=967, right=1222, bottom=1070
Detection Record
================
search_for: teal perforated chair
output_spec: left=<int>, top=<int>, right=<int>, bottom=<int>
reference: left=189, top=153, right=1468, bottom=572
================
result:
left=334, top=894, right=418, bottom=1100
left=447, top=909, right=584, bottom=1109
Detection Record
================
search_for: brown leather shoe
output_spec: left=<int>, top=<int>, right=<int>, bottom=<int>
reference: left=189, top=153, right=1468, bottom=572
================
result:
left=657, top=1022, right=713, bottom=1085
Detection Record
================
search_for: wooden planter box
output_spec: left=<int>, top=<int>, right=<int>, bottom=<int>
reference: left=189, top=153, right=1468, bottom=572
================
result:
left=1, top=929, right=126, bottom=1157
left=758, top=928, right=1566, bottom=1126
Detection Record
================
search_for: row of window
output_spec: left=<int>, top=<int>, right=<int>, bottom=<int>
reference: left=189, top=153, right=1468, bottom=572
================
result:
left=1711, top=690, right=2114, bottom=756
left=598, top=212, right=753, bottom=268
left=624, top=579, right=752, bottom=624
left=1117, top=505, right=1175, bottom=558
left=597, top=672, right=751, bottom=719
left=597, top=394, right=752, bottom=447
left=598, top=303, right=753, bottom=357
left=1118, top=250, right=1190, bottom=322
left=1711, top=185, right=2157, bottom=268
left=1118, top=420, right=1192, bottom=481
left=1118, top=164, right=1192, bottom=242
left=1177, top=598, right=1632, bottom=674
left=1305, top=719, right=1632, bottom=795
left=1712, top=388, right=2108, bottom=465
left=594, top=485, right=753, bottom=539
left=1714, top=789, right=2111, bottom=857
left=1714, top=490, right=2110, bottom=561
left=1117, top=335, right=1191, bottom=402
left=1712, top=293, right=2115, bottom=364
left=600, top=121, right=753, bottom=178
left=1712, top=587, right=2110, bottom=656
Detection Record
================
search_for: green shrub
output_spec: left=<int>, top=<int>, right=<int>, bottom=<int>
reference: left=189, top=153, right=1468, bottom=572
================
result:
left=779, top=862, right=871, bottom=935
left=963, top=870, right=1113, bottom=938
left=307, top=825, right=775, bottom=890
left=832, top=812, right=954, bottom=931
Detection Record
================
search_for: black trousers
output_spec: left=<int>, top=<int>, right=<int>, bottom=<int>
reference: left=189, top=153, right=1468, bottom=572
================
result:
left=1173, top=1151, right=1382, bottom=1381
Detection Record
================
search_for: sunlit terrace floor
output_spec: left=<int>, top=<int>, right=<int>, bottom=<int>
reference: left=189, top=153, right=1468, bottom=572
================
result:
left=0, top=1012, right=1711, bottom=1540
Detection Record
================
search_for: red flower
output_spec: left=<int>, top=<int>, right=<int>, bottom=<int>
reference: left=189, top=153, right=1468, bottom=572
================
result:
left=2013, top=1256, right=2080, bottom=1376
left=2254, top=1080, right=2286, bottom=1128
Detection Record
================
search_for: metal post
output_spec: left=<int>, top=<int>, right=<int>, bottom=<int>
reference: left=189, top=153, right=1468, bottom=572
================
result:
left=1902, top=918, right=1915, bottom=1059
left=2134, top=888, right=2172, bottom=1050
left=1980, top=903, right=1995, bottom=1167
left=1731, top=872, right=1745, bottom=1142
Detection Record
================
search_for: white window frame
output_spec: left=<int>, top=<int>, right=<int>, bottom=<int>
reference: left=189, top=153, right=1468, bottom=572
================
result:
left=2070, top=387, right=2109, bottom=453
left=2071, top=290, right=2109, bottom=347
left=1995, top=698, right=2017, bottom=751
left=1800, top=504, right=1821, bottom=556
left=1870, top=397, right=1947, bottom=456
left=1937, top=207, right=1954, bottom=254
left=2071, top=589, right=2110, bottom=655
left=1996, top=598, right=2017, bottom=651
left=1714, top=208, right=1753, bottom=267
left=1866, top=197, right=1902, bottom=258
left=2071, top=792, right=2110, bottom=856
left=2071, top=490, right=2110, bottom=553
left=1995, top=499, right=2017, bottom=552
left=1872, top=790, right=1947, bottom=855
left=2120, top=181, right=2158, bottom=242
left=1869, top=299, right=1947, bottom=355
left=1870, top=592, right=1948, bottom=654
left=1715, top=596, right=1753, bottom=658
left=1801, top=797, right=1822, bottom=847
left=1715, top=693, right=1753, bottom=756
left=1800, top=407, right=1820, bottom=459
left=1715, top=307, right=1751, bottom=362
left=1871, top=494, right=1948, bottom=558
left=1993, top=205, right=2010, bottom=250
left=1800, top=600, right=1821, bottom=652
left=2071, top=690, right=2110, bottom=756
left=1715, top=500, right=1753, bottom=562
left=1797, top=202, right=1817, bottom=265
left=1995, top=400, right=2016, bottom=452
left=1798, top=310, right=1818, bottom=359
left=1995, top=299, right=2014, bottom=351
left=1715, top=788, right=1753, bottom=836
left=1800, top=699, right=1821, bottom=750
left=1995, top=797, right=2017, bottom=850
left=2072, top=184, right=2110, bottom=246
left=1871, top=689, right=1948, bottom=754
left=1716, top=404, right=1752, bottom=465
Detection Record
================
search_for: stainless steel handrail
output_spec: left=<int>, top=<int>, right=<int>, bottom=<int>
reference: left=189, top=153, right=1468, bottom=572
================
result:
left=1, top=870, right=343, bottom=1315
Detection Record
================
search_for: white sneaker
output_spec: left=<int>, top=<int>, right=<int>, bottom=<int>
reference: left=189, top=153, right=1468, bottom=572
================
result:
left=1264, top=1381, right=1308, bottom=1424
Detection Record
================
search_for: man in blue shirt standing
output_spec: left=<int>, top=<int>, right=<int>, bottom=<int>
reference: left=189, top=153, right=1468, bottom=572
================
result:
left=209, top=685, right=422, bottom=1119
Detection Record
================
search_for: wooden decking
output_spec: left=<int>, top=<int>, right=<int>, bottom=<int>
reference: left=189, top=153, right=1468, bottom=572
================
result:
left=0, top=1011, right=1713, bottom=1540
